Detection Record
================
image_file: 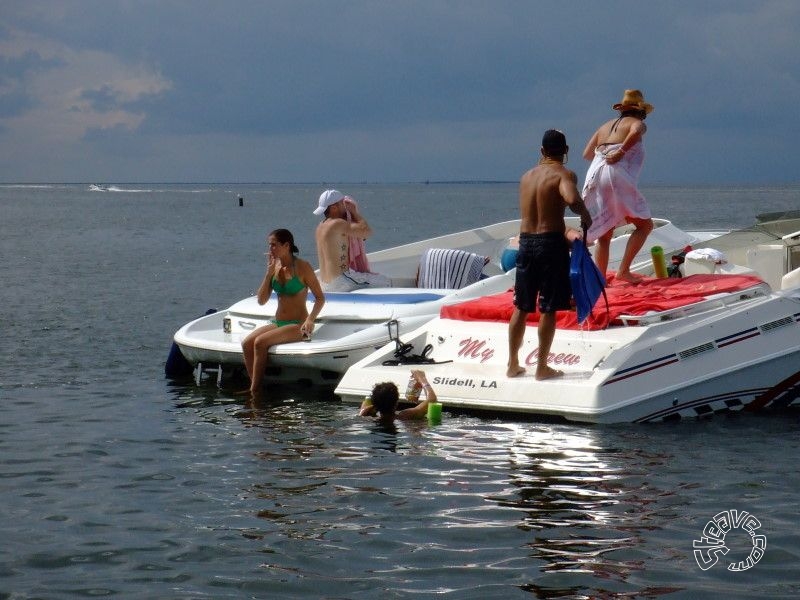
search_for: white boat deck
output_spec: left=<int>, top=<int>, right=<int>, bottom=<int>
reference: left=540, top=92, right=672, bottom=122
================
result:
left=335, top=275, right=800, bottom=423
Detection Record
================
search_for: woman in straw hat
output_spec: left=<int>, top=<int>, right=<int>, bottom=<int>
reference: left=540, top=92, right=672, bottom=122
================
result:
left=582, top=89, right=654, bottom=284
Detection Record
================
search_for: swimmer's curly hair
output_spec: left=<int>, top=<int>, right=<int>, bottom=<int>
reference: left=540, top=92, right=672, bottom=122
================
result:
left=370, top=382, right=399, bottom=415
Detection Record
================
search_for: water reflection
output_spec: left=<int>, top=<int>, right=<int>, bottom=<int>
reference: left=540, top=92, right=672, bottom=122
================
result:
left=169, top=385, right=692, bottom=598
left=491, top=424, right=680, bottom=597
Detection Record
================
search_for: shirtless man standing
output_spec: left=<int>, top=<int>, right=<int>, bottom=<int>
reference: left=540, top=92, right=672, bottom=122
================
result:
left=507, top=130, right=592, bottom=380
left=314, top=189, right=390, bottom=292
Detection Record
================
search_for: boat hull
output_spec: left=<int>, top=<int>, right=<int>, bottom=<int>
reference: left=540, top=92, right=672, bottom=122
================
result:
left=174, top=308, right=436, bottom=376
left=336, top=285, right=800, bottom=423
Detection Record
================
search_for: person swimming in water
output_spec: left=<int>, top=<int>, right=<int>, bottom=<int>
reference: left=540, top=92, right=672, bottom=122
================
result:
left=241, top=228, right=325, bottom=395
left=358, top=369, right=439, bottom=422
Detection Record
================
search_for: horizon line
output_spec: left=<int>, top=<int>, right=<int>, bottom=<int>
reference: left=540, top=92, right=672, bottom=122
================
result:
left=2, top=180, right=799, bottom=187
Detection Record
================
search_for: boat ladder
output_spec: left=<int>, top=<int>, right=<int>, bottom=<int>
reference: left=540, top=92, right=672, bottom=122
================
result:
left=194, top=362, right=223, bottom=387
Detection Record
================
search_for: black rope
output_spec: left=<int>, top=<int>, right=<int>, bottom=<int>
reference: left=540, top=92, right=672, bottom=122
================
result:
left=381, top=320, right=452, bottom=366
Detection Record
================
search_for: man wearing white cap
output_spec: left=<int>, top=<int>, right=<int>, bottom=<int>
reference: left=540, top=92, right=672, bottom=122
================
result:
left=314, top=189, right=391, bottom=292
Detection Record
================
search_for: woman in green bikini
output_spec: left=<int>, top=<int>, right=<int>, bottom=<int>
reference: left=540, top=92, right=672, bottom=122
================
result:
left=242, top=228, right=325, bottom=395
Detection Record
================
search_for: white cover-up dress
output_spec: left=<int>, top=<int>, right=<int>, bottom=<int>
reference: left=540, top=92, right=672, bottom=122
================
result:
left=582, top=140, right=651, bottom=243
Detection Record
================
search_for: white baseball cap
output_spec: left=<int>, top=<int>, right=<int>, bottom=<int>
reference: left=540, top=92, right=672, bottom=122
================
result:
left=313, top=189, right=345, bottom=215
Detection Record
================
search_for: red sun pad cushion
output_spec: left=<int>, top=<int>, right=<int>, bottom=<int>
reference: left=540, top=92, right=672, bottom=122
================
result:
left=440, top=274, right=765, bottom=330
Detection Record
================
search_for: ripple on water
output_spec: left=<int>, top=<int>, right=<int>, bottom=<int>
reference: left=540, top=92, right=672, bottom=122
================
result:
left=5, top=181, right=800, bottom=597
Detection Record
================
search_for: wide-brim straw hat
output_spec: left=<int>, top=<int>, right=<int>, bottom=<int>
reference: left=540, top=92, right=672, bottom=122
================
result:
left=612, top=89, right=654, bottom=114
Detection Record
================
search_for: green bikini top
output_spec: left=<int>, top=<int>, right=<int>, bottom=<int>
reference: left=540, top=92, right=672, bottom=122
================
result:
left=272, top=270, right=306, bottom=296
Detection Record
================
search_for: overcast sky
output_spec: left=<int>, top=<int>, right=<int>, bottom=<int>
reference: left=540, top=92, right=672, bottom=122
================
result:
left=1, top=1, right=798, bottom=184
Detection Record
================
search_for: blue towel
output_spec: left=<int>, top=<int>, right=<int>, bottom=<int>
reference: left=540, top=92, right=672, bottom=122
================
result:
left=569, top=239, right=606, bottom=324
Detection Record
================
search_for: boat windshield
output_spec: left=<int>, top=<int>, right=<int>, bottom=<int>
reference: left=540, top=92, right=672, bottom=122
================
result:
left=756, top=210, right=800, bottom=238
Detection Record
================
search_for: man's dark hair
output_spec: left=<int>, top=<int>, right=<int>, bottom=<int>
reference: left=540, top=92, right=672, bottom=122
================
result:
left=371, top=382, right=400, bottom=415
left=542, top=129, right=567, bottom=156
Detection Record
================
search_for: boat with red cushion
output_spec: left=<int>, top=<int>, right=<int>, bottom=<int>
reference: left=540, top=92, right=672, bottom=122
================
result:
left=336, top=212, right=800, bottom=423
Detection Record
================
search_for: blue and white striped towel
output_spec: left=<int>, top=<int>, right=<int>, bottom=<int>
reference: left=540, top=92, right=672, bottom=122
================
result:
left=417, top=248, right=486, bottom=289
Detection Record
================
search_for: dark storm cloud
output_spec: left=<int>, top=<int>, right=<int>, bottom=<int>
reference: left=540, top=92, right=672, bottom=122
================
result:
left=0, top=0, right=798, bottom=182
left=0, top=49, right=63, bottom=84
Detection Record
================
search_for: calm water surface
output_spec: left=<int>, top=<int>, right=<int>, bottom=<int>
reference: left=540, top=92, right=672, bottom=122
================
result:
left=1, top=183, right=799, bottom=599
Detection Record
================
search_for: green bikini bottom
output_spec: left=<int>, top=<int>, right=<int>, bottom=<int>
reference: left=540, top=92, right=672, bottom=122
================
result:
left=271, top=319, right=302, bottom=327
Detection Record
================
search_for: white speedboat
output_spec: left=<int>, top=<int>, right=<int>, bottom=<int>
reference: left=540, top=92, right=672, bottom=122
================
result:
left=335, top=211, right=800, bottom=423
left=170, top=217, right=723, bottom=386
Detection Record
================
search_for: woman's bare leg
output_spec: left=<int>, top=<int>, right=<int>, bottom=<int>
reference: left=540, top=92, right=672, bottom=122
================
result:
left=241, top=324, right=278, bottom=390
left=249, top=325, right=304, bottom=394
left=616, top=217, right=654, bottom=282
left=594, top=230, right=613, bottom=278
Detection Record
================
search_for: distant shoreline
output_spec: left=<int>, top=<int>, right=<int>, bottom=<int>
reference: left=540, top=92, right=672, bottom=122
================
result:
left=1, top=181, right=799, bottom=187
left=1, top=180, right=517, bottom=186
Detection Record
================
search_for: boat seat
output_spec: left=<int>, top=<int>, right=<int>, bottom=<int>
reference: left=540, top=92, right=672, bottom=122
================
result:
left=321, top=291, right=446, bottom=303
left=747, top=244, right=787, bottom=290
left=416, top=248, right=489, bottom=289
left=684, top=256, right=758, bottom=279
